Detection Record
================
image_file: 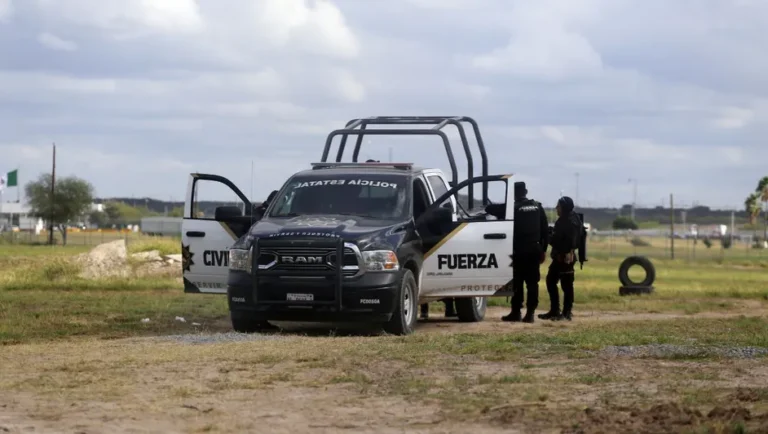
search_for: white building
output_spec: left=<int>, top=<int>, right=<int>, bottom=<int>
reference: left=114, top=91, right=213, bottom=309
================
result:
left=0, top=201, right=104, bottom=234
left=0, top=202, right=44, bottom=234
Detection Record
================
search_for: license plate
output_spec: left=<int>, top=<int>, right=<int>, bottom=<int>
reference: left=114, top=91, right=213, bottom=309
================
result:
left=287, top=293, right=314, bottom=301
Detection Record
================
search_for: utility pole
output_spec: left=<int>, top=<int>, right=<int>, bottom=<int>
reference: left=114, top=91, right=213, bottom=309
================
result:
left=670, top=193, right=675, bottom=259
left=628, top=178, right=637, bottom=221
left=48, top=143, right=56, bottom=246
left=730, top=210, right=735, bottom=245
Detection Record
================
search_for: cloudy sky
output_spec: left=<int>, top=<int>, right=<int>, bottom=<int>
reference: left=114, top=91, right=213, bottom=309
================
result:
left=0, top=0, right=766, bottom=209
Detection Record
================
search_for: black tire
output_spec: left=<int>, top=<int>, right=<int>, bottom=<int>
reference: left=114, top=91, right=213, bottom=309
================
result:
left=383, top=269, right=419, bottom=335
left=455, top=296, right=487, bottom=322
left=618, top=256, right=656, bottom=287
left=231, top=312, right=275, bottom=333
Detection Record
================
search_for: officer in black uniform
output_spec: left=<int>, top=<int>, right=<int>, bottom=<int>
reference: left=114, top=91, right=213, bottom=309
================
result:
left=539, top=196, right=580, bottom=321
left=503, top=181, right=549, bottom=323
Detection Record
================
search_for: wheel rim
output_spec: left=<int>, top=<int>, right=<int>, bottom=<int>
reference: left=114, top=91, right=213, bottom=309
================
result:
left=474, top=296, right=484, bottom=311
left=403, top=282, right=414, bottom=325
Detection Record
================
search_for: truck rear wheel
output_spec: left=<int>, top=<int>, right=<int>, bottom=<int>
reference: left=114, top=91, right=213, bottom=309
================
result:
left=455, top=296, right=487, bottom=322
left=383, top=269, right=418, bottom=335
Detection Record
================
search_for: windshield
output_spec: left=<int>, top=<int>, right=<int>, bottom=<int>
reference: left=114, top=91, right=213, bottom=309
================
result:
left=268, top=174, right=409, bottom=220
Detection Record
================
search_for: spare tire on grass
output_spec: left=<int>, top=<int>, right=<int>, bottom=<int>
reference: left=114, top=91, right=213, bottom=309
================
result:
left=618, top=255, right=656, bottom=287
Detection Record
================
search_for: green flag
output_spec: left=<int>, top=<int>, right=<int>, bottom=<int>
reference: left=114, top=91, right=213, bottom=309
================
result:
left=7, top=169, right=17, bottom=187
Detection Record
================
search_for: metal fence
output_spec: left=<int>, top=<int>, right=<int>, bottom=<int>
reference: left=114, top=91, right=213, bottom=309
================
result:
left=589, top=231, right=768, bottom=262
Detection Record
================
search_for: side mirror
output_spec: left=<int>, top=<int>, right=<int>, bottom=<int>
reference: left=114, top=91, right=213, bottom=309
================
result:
left=428, top=206, right=453, bottom=226
left=266, top=190, right=278, bottom=203
left=416, top=204, right=452, bottom=228
left=215, top=206, right=243, bottom=221
left=485, top=203, right=505, bottom=220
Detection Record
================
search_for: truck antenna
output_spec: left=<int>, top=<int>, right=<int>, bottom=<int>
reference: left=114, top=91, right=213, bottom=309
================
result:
left=250, top=160, right=255, bottom=226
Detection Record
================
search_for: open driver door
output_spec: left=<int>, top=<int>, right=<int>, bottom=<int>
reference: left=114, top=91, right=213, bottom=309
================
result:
left=182, top=174, right=255, bottom=294
left=416, top=175, right=516, bottom=298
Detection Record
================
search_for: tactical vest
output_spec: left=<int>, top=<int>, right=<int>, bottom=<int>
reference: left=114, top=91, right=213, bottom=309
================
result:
left=513, top=198, right=542, bottom=255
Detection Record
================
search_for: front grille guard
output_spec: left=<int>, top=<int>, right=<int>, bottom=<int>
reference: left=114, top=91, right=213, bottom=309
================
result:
left=251, top=237, right=363, bottom=311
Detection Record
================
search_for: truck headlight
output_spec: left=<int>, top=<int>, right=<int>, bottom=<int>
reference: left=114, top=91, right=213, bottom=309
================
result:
left=362, top=250, right=399, bottom=271
left=229, top=248, right=251, bottom=273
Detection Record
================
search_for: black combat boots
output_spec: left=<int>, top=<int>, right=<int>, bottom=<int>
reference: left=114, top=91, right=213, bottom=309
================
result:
left=537, top=310, right=561, bottom=320
left=502, top=309, right=522, bottom=322
left=522, top=310, right=535, bottom=323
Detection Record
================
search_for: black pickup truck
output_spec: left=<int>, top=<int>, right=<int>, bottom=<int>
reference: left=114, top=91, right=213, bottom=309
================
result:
left=181, top=116, right=517, bottom=335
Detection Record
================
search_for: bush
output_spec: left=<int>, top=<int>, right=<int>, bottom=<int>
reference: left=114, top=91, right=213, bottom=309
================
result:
left=39, top=258, right=81, bottom=281
left=612, top=217, right=638, bottom=230
left=630, top=237, right=651, bottom=247
left=721, top=237, right=733, bottom=249
left=703, top=238, right=712, bottom=248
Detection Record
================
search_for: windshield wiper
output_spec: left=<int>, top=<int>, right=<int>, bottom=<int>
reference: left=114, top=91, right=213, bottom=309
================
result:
left=335, top=212, right=382, bottom=219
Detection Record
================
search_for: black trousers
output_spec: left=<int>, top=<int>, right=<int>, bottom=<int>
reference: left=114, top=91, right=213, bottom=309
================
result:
left=546, top=260, right=575, bottom=313
left=511, top=254, right=541, bottom=311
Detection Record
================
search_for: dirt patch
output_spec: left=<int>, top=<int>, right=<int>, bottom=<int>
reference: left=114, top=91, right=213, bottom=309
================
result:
left=73, top=240, right=180, bottom=279
left=2, top=335, right=768, bottom=433
left=558, top=403, right=768, bottom=434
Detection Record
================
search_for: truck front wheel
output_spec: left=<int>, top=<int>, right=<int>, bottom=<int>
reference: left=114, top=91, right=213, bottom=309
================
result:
left=383, top=269, right=418, bottom=335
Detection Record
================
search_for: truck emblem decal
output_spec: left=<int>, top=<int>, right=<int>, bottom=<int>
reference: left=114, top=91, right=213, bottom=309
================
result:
left=437, top=253, right=499, bottom=270
left=281, top=256, right=324, bottom=264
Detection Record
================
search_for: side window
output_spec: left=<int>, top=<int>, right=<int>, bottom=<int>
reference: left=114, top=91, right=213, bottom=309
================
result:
left=191, top=179, right=247, bottom=220
left=426, top=175, right=452, bottom=209
left=444, top=178, right=509, bottom=220
left=412, top=179, right=430, bottom=220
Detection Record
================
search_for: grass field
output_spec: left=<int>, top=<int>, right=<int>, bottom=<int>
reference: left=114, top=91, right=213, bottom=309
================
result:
left=1, top=237, right=767, bottom=433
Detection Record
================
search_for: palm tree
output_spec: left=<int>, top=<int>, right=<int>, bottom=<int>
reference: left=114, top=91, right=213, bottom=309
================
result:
left=758, top=176, right=768, bottom=241
left=745, top=193, right=760, bottom=224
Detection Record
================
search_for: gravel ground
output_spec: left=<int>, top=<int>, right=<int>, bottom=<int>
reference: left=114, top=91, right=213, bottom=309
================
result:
left=598, top=344, right=768, bottom=359
left=149, top=331, right=293, bottom=344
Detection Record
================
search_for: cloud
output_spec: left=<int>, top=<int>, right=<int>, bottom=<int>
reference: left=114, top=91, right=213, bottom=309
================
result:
left=33, top=0, right=205, bottom=37
left=37, top=32, right=78, bottom=51
left=0, top=0, right=765, bottom=210
left=712, top=107, right=755, bottom=129
left=0, top=0, right=12, bottom=23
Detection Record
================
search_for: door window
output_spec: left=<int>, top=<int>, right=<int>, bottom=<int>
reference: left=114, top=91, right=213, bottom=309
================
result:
left=426, top=175, right=454, bottom=210
left=191, top=179, right=248, bottom=220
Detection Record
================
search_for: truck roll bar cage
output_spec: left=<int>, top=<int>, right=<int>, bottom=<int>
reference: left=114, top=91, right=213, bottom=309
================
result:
left=320, top=116, right=490, bottom=207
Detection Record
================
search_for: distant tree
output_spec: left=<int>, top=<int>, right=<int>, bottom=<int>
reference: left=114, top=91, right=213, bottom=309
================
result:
left=745, top=193, right=760, bottom=225
left=744, top=176, right=768, bottom=241
left=103, top=202, right=122, bottom=226
left=25, top=174, right=94, bottom=245
left=88, top=210, right=108, bottom=228
left=168, top=206, right=184, bottom=217
left=612, top=216, right=638, bottom=230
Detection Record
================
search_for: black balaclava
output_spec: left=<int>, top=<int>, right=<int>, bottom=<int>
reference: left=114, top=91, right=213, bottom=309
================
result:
left=514, top=181, right=527, bottom=201
left=557, top=196, right=575, bottom=215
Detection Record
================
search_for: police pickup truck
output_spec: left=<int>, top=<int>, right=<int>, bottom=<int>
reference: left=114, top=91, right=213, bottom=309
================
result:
left=181, top=116, right=517, bottom=335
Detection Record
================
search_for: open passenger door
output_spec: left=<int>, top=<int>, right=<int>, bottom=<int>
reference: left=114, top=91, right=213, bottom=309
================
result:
left=182, top=174, right=254, bottom=294
left=416, top=175, right=516, bottom=298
